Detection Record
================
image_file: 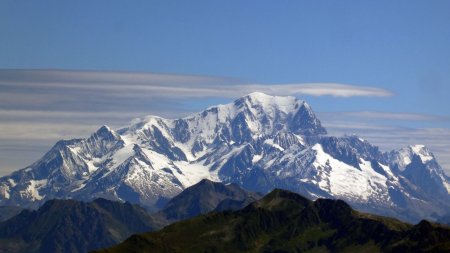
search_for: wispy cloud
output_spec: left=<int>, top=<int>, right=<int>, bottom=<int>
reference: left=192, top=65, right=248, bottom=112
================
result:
left=0, top=122, right=98, bottom=141
left=0, top=69, right=396, bottom=129
left=0, top=69, right=393, bottom=102
left=320, top=111, right=450, bottom=122
left=247, top=83, right=393, bottom=98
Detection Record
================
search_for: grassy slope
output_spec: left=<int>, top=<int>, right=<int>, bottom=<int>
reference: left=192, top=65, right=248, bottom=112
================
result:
left=94, top=189, right=450, bottom=253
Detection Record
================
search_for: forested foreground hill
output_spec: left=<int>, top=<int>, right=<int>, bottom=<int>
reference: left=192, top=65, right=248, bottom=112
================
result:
left=94, top=189, right=450, bottom=253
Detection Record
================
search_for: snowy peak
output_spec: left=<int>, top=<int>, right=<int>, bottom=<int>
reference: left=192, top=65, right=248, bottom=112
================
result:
left=387, top=144, right=449, bottom=197
left=235, top=92, right=327, bottom=135
left=235, top=92, right=300, bottom=114
left=83, top=125, right=124, bottom=158
left=94, top=125, right=121, bottom=141
left=96, top=125, right=112, bottom=135
left=409, top=144, right=434, bottom=163
left=221, top=92, right=326, bottom=136
left=390, top=144, right=437, bottom=172
left=234, top=92, right=311, bottom=120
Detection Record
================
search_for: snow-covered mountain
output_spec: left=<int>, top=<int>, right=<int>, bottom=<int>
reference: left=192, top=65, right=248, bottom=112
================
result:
left=0, top=92, right=449, bottom=222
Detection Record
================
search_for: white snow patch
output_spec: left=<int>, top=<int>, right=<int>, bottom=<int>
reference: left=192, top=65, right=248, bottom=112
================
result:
left=120, top=133, right=139, bottom=146
left=294, top=134, right=306, bottom=145
left=141, top=148, right=172, bottom=170
left=252, top=154, right=263, bottom=164
left=71, top=182, right=87, bottom=192
left=443, top=179, right=450, bottom=194
left=23, top=179, right=47, bottom=200
left=84, top=160, right=98, bottom=174
left=410, top=145, right=433, bottom=163
left=111, top=145, right=135, bottom=168
left=173, top=161, right=219, bottom=187
left=126, top=160, right=152, bottom=182
left=378, top=162, right=396, bottom=180
left=264, top=139, right=284, bottom=151
left=402, top=156, right=411, bottom=166
left=8, top=178, right=16, bottom=187
left=0, top=185, right=10, bottom=199
left=245, top=92, right=301, bottom=114
left=312, top=144, right=388, bottom=202
left=359, top=159, right=388, bottom=189
left=315, top=178, right=327, bottom=189
left=411, top=144, right=425, bottom=152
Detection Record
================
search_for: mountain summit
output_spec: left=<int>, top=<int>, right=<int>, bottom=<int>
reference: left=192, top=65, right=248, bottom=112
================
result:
left=0, top=93, right=449, bottom=222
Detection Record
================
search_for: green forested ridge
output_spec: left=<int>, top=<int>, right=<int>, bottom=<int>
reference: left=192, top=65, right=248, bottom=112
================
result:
left=94, top=189, right=450, bottom=253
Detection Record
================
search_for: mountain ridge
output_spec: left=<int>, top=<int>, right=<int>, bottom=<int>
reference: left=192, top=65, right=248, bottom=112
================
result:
left=92, top=188, right=450, bottom=253
left=159, top=178, right=262, bottom=221
left=0, top=92, right=449, bottom=223
left=0, top=179, right=262, bottom=253
left=0, top=197, right=161, bottom=253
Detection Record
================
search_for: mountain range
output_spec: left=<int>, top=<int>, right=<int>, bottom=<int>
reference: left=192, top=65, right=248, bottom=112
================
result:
left=0, top=179, right=260, bottom=253
left=0, top=92, right=449, bottom=222
left=3, top=180, right=450, bottom=253
left=93, top=188, right=450, bottom=253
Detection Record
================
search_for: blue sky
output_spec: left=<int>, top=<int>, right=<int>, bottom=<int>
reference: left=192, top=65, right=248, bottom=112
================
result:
left=0, top=1, right=450, bottom=175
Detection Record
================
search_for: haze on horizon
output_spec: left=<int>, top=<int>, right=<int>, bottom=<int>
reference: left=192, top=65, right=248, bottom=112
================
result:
left=0, top=1, right=449, bottom=176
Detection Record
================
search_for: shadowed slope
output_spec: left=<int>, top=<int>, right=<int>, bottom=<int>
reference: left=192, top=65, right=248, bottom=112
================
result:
left=0, top=205, right=24, bottom=222
left=160, top=179, right=262, bottom=221
left=94, top=189, right=450, bottom=253
left=0, top=198, right=161, bottom=253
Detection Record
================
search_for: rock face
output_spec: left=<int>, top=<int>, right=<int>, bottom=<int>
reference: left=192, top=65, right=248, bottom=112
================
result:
left=0, top=92, right=449, bottom=222
left=93, top=189, right=450, bottom=253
